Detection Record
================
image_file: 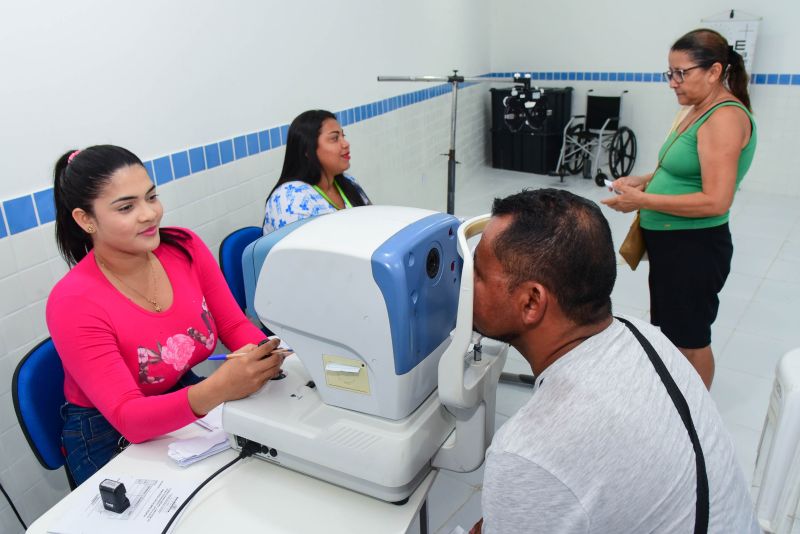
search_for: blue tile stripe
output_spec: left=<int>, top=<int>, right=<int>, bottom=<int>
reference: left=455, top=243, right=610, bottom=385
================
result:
left=171, top=151, right=191, bottom=179
left=33, top=189, right=56, bottom=224
left=487, top=71, right=800, bottom=85
left=5, top=69, right=794, bottom=238
left=4, top=195, right=38, bottom=235
left=0, top=205, right=8, bottom=238
left=188, top=147, right=206, bottom=173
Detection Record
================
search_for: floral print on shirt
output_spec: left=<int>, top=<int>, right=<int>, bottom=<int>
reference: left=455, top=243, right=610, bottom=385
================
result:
left=262, top=175, right=371, bottom=234
left=137, top=298, right=216, bottom=384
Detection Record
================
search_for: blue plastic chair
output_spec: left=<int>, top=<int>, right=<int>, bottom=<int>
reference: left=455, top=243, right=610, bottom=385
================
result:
left=219, top=226, right=263, bottom=310
left=12, top=338, right=76, bottom=489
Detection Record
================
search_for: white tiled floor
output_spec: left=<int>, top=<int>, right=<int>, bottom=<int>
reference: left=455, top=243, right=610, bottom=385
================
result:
left=412, top=165, right=800, bottom=534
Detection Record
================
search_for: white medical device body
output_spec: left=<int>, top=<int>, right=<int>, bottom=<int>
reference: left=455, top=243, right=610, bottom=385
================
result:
left=222, top=206, right=507, bottom=501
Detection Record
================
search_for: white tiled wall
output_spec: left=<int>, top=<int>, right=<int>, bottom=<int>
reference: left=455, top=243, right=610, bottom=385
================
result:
left=0, top=84, right=490, bottom=532
left=488, top=0, right=800, bottom=199
left=3, top=0, right=797, bottom=528
left=744, top=85, right=800, bottom=196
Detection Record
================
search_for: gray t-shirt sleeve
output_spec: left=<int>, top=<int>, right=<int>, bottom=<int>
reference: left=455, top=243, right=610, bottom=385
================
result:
left=483, top=452, right=589, bottom=534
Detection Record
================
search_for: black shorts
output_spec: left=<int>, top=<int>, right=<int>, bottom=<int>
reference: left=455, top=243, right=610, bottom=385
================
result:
left=642, top=223, right=733, bottom=349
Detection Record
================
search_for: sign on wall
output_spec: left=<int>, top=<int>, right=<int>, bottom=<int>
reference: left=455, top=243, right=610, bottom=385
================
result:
left=701, top=10, right=761, bottom=73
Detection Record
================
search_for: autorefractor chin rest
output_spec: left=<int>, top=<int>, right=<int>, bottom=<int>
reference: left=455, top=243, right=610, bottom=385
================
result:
left=222, top=205, right=508, bottom=502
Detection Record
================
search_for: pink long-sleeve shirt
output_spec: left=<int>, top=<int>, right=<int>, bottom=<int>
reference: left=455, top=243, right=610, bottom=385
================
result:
left=46, top=228, right=265, bottom=443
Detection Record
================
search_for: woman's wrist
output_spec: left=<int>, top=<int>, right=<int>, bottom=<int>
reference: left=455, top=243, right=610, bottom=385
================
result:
left=187, top=374, right=224, bottom=417
left=638, top=192, right=654, bottom=211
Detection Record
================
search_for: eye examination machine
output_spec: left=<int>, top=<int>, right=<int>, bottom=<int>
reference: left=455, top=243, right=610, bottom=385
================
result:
left=222, top=206, right=508, bottom=502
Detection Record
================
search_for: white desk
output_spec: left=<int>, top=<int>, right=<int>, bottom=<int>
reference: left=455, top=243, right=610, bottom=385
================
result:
left=27, top=424, right=435, bottom=534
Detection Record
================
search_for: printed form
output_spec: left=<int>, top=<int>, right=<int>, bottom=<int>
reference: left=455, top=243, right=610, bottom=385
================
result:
left=47, top=476, right=195, bottom=534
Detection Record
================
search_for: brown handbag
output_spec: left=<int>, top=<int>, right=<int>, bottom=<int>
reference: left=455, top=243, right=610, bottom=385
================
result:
left=619, top=212, right=646, bottom=270
left=618, top=101, right=736, bottom=270
left=618, top=106, right=700, bottom=271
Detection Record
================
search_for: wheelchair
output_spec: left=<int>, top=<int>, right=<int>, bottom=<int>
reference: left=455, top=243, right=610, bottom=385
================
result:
left=555, top=90, right=637, bottom=186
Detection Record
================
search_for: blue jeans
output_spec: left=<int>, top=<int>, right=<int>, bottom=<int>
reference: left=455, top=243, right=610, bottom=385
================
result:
left=61, top=370, right=205, bottom=485
left=60, top=403, right=123, bottom=486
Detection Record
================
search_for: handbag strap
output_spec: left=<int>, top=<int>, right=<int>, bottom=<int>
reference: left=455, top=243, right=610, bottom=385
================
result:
left=641, top=129, right=680, bottom=198
left=655, top=132, right=681, bottom=171
left=647, top=99, right=739, bottom=191
left=615, top=317, right=709, bottom=534
left=657, top=99, right=738, bottom=169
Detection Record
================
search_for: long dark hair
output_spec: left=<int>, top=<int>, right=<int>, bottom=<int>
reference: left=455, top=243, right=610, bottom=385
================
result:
left=672, top=28, right=751, bottom=111
left=53, top=144, right=190, bottom=266
left=268, top=109, right=367, bottom=207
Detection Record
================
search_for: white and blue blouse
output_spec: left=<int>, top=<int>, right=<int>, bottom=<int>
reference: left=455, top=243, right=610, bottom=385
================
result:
left=262, top=175, right=370, bottom=235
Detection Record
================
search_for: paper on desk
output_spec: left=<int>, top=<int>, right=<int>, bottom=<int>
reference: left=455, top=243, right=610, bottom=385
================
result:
left=194, top=404, right=223, bottom=431
left=47, top=476, right=195, bottom=534
left=167, top=429, right=230, bottom=467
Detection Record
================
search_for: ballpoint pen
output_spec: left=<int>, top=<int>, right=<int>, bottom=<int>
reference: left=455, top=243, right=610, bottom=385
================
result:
left=207, top=348, right=293, bottom=361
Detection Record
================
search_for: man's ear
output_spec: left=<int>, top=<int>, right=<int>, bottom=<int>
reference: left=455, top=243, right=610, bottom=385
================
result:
left=519, top=282, right=547, bottom=327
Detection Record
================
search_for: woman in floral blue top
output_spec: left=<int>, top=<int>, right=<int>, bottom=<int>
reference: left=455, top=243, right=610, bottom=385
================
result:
left=263, top=109, right=371, bottom=234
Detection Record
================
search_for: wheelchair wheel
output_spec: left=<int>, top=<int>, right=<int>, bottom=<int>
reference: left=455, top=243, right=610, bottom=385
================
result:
left=608, top=126, right=636, bottom=178
left=595, top=171, right=608, bottom=187
left=563, top=124, right=586, bottom=175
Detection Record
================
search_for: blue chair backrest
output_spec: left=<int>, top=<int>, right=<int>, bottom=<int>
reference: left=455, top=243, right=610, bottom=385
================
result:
left=219, top=226, right=263, bottom=310
left=12, top=338, right=66, bottom=471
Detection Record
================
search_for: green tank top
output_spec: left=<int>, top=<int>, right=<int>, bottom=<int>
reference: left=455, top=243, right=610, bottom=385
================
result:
left=640, top=101, right=756, bottom=231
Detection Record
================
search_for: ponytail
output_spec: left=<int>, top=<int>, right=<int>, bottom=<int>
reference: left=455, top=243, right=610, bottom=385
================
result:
left=54, top=149, right=95, bottom=266
left=672, top=28, right=752, bottom=112
left=726, top=47, right=751, bottom=111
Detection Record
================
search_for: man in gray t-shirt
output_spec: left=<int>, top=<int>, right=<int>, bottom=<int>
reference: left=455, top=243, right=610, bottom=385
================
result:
left=469, top=189, right=758, bottom=534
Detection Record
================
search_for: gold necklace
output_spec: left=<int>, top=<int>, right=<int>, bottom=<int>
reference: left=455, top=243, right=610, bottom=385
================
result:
left=96, top=253, right=162, bottom=312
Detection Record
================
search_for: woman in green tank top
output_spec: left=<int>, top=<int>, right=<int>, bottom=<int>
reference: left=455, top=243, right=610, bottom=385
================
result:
left=602, top=29, right=756, bottom=389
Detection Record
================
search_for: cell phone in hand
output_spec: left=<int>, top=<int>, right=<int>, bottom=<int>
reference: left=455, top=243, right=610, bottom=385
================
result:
left=604, top=179, right=622, bottom=195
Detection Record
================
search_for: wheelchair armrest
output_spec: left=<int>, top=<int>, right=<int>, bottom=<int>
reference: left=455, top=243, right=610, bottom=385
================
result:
left=597, top=117, right=621, bottom=136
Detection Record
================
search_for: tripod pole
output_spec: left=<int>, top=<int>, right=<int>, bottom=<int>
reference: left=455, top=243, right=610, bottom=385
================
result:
left=446, top=77, right=459, bottom=214
left=378, top=71, right=514, bottom=215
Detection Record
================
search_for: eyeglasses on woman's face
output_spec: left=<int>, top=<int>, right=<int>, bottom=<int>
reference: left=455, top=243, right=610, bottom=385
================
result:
left=662, top=65, right=702, bottom=83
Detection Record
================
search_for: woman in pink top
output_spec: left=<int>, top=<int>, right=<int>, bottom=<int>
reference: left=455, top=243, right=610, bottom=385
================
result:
left=47, top=145, right=284, bottom=485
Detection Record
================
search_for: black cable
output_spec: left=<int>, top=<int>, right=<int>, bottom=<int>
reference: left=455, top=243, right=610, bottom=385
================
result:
left=0, top=480, right=27, bottom=530
left=160, top=441, right=260, bottom=534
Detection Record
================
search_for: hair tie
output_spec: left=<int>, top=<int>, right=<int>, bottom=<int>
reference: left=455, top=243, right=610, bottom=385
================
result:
left=67, top=150, right=81, bottom=164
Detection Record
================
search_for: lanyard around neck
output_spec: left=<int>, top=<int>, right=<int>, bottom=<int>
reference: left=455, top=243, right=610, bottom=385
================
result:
left=313, top=180, right=352, bottom=210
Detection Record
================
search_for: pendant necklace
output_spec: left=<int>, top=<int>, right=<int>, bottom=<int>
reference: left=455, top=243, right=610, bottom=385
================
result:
left=97, top=252, right=162, bottom=312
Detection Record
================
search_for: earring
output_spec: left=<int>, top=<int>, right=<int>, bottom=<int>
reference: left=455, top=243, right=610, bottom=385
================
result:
left=86, top=224, right=95, bottom=234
